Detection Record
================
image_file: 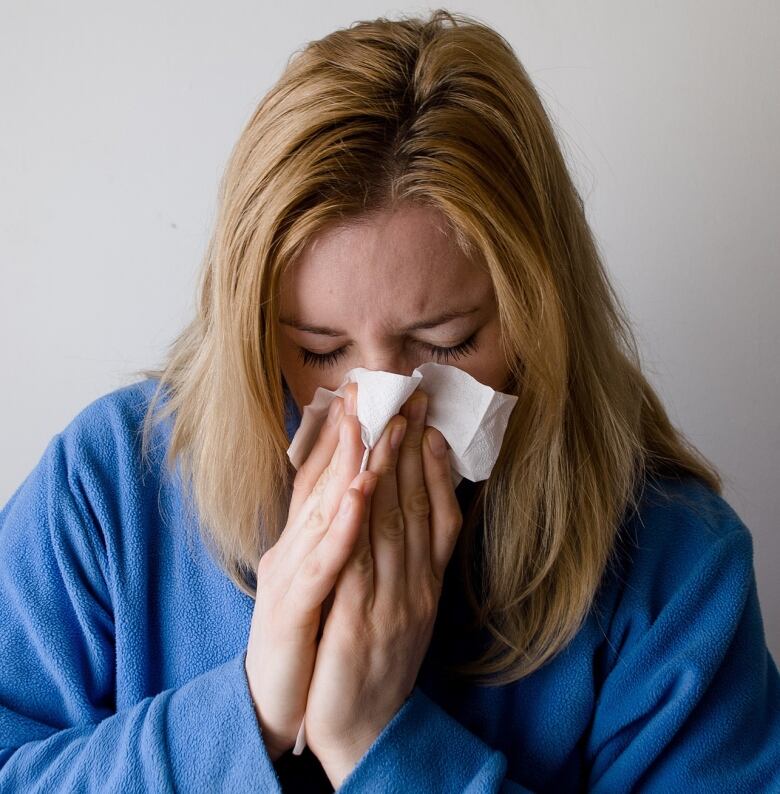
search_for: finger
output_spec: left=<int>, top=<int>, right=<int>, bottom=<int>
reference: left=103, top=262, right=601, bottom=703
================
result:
left=421, top=426, right=463, bottom=586
left=329, top=382, right=381, bottom=611
left=279, top=386, right=365, bottom=577
left=284, top=471, right=376, bottom=635
left=293, top=412, right=364, bottom=540
left=287, top=394, right=344, bottom=523
left=396, top=388, right=431, bottom=584
left=288, top=384, right=365, bottom=527
left=363, top=412, right=407, bottom=608
left=330, top=481, right=380, bottom=617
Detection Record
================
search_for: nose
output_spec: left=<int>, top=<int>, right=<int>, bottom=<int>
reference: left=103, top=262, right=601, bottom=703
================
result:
left=343, top=355, right=427, bottom=417
left=358, top=354, right=418, bottom=378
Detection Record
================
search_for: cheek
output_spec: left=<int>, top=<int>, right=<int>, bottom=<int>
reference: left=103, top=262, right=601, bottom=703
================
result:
left=281, top=368, right=312, bottom=410
left=279, top=344, right=308, bottom=408
left=468, top=331, right=511, bottom=392
left=279, top=359, right=331, bottom=411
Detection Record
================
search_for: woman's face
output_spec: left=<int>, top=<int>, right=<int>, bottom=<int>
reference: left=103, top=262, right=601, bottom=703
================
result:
left=276, top=203, right=512, bottom=412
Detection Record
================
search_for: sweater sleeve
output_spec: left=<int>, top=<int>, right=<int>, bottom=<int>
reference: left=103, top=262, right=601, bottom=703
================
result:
left=338, top=524, right=780, bottom=793
left=337, top=685, right=534, bottom=792
left=0, top=434, right=283, bottom=793
left=585, top=525, right=780, bottom=792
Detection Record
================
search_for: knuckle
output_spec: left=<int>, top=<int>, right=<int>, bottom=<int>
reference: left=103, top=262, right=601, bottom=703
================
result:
left=309, top=471, right=329, bottom=502
left=303, top=503, right=326, bottom=533
left=447, top=511, right=464, bottom=536
left=405, top=487, right=430, bottom=520
left=301, top=553, right=323, bottom=581
left=402, top=431, right=423, bottom=452
left=380, top=505, right=406, bottom=540
left=351, top=544, right=374, bottom=577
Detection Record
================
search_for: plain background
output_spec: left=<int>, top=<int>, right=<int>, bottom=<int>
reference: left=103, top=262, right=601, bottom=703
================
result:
left=1, top=2, right=778, bottom=659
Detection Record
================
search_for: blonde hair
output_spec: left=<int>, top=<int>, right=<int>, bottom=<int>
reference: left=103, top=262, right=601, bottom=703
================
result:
left=135, top=9, right=722, bottom=686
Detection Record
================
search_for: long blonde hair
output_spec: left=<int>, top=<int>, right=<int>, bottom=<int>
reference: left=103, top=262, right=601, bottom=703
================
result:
left=135, top=9, right=722, bottom=686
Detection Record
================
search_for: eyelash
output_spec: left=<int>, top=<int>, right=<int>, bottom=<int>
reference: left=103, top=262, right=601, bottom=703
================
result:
left=296, top=332, right=480, bottom=369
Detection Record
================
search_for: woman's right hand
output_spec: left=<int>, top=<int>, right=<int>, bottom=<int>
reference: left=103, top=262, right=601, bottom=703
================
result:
left=244, top=383, right=377, bottom=762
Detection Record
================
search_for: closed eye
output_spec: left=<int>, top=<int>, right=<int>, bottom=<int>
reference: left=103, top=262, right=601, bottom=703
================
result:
left=296, top=332, right=480, bottom=369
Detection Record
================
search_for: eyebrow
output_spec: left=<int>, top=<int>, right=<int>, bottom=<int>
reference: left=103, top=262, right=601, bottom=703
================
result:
left=278, top=306, right=481, bottom=337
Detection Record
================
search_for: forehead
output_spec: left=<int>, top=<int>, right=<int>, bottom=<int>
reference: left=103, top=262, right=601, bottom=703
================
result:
left=279, top=205, right=493, bottom=321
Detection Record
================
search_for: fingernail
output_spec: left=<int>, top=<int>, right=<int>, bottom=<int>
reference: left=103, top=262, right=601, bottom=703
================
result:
left=327, top=398, right=344, bottom=426
left=390, top=418, right=407, bottom=450
left=345, top=389, right=355, bottom=415
left=426, top=429, right=447, bottom=458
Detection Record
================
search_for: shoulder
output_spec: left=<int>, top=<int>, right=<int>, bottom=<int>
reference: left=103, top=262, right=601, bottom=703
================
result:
left=49, top=378, right=171, bottom=545
left=55, top=378, right=171, bottom=484
left=619, top=472, right=752, bottom=566
left=3, top=378, right=163, bottom=513
left=620, top=472, right=750, bottom=557
left=58, top=377, right=164, bottom=454
left=602, top=473, right=755, bottom=643
left=1, top=379, right=164, bottom=602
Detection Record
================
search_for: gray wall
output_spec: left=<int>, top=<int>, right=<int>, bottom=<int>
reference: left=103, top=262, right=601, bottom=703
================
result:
left=2, top=1, right=778, bottom=658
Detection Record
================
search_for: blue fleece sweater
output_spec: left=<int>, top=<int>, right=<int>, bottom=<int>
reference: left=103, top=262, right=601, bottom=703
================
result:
left=1, top=377, right=779, bottom=792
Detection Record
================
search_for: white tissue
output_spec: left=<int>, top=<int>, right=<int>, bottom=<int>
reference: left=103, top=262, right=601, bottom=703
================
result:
left=287, top=361, right=518, bottom=754
left=286, top=361, right=519, bottom=490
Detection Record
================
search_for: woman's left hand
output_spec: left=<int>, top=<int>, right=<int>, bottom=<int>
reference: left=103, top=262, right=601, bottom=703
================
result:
left=302, top=382, right=464, bottom=787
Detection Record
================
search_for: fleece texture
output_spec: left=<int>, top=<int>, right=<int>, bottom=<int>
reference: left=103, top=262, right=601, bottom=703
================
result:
left=1, top=378, right=779, bottom=792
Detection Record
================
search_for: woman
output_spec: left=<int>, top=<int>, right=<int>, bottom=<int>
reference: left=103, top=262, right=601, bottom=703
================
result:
left=1, top=9, right=778, bottom=792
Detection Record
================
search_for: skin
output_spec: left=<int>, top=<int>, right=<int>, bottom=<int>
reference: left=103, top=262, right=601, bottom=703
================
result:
left=276, top=203, right=512, bottom=409
left=272, top=203, right=512, bottom=784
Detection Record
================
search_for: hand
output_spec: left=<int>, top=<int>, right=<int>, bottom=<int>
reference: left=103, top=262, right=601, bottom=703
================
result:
left=244, top=387, right=379, bottom=762
left=301, top=384, right=464, bottom=786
